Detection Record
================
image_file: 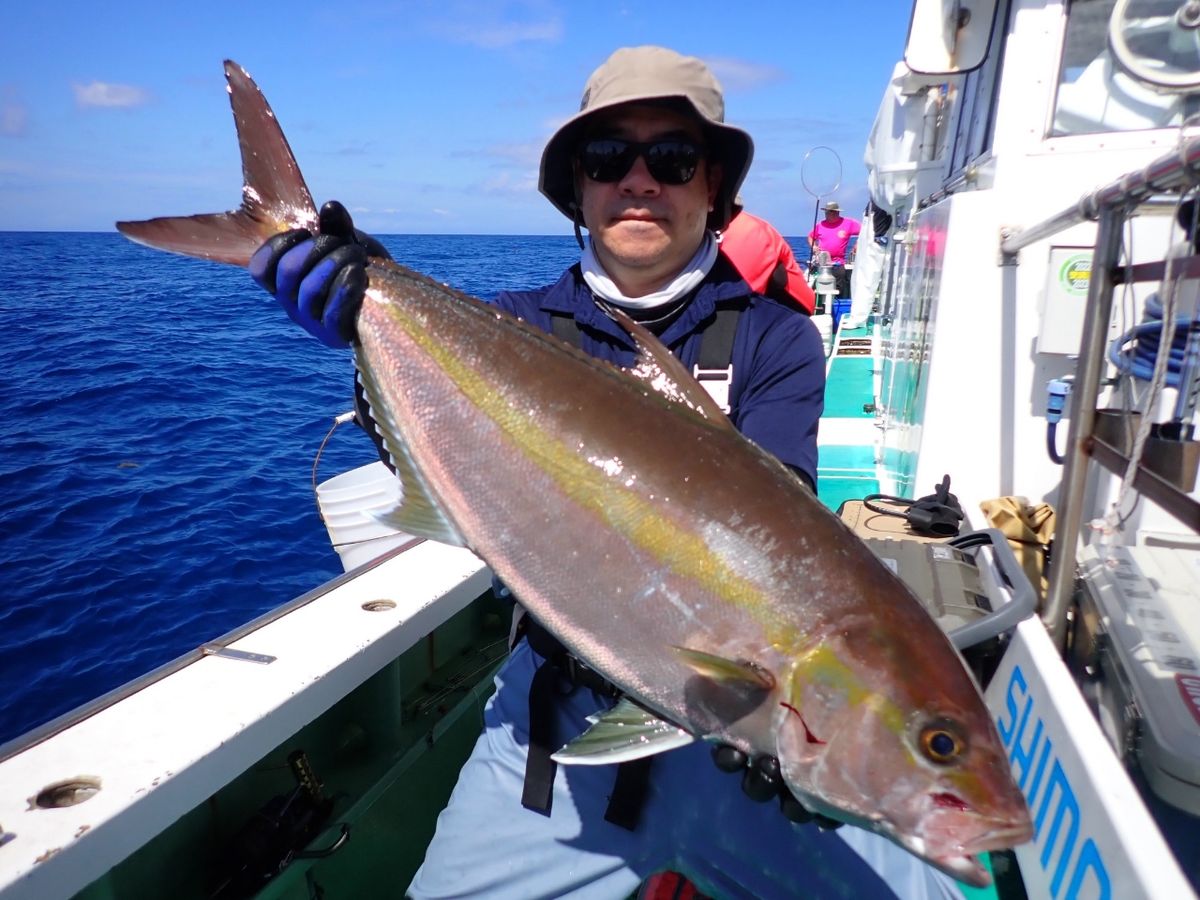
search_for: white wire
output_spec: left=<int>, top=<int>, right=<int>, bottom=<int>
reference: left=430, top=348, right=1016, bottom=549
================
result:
left=1102, top=193, right=1188, bottom=545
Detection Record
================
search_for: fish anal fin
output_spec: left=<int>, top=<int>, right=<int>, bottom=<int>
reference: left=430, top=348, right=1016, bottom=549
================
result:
left=356, top=369, right=467, bottom=548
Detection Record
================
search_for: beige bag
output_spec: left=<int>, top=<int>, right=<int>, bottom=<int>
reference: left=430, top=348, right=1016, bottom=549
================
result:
left=980, top=497, right=1056, bottom=606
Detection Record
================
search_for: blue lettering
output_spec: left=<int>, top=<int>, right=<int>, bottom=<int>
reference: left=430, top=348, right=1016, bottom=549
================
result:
left=1010, top=696, right=1042, bottom=792
left=1037, top=761, right=1080, bottom=896
left=1027, top=733, right=1053, bottom=812
left=1066, top=838, right=1111, bottom=900
left=998, top=665, right=1026, bottom=745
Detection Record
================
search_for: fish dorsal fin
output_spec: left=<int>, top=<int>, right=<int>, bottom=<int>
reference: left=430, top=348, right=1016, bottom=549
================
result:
left=354, top=368, right=467, bottom=548
left=605, top=306, right=736, bottom=430
left=672, top=646, right=776, bottom=690
left=551, top=697, right=695, bottom=765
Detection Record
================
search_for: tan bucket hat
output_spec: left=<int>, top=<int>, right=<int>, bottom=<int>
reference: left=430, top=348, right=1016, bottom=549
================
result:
left=539, top=46, right=754, bottom=231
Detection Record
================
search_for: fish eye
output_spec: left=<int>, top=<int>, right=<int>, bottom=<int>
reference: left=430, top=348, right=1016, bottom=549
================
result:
left=919, top=723, right=964, bottom=764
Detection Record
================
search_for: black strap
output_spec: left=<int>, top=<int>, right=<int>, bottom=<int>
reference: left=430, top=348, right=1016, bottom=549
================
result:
left=521, top=660, right=560, bottom=816
left=519, top=617, right=649, bottom=830
left=604, top=756, right=654, bottom=830
left=697, top=302, right=744, bottom=370
left=550, top=302, right=744, bottom=373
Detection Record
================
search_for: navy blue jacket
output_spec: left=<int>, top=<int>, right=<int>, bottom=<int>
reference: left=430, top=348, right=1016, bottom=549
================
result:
left=493, top=255, right=825, bottom=487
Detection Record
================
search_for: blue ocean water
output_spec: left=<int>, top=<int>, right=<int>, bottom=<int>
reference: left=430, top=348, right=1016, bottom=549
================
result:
left=0, top=231, right=811, bottom=748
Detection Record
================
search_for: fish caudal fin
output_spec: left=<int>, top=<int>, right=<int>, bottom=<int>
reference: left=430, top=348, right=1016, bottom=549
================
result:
left=116, top=61, right=317, bottom=266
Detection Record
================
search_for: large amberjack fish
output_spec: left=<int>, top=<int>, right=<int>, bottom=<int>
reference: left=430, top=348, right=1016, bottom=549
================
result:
left=118, top=61, right=1032, bottom=885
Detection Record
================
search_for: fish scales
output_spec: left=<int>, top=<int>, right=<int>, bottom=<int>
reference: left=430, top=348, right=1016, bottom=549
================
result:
left=355, top=260, right=971, bottom=729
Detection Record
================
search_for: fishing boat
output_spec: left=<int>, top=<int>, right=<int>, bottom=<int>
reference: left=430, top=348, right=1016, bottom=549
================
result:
left=2, top=1, right=1199, bottom=897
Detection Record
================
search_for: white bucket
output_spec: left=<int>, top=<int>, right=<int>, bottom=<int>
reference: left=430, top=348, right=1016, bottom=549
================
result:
left=316, top=461, right=413, bottom=572
left=812, top=313, right=834, bottom=357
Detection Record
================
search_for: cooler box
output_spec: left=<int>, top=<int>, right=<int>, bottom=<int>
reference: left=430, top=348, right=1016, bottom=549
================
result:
left=861, top=528, right=1036, bottom=650
left=832, top=298, right=852, bottom=331
left=1072, top=543, right=1200, bottom=815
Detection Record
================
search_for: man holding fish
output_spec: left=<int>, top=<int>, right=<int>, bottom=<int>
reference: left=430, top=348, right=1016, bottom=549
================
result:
left=246, top=46, right=974, bottom=899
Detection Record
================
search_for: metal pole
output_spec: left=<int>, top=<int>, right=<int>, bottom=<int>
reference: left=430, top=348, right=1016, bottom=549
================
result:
left=1042, top=205, right=1125, bottom=647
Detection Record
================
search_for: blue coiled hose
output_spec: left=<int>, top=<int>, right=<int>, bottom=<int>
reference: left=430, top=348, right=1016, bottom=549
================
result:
left=1107, top=293, right=1200, bottom=387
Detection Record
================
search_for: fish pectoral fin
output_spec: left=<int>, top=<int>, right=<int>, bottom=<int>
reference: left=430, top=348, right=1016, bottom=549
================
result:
left=672, top=646, right=776, bottom=690
left=605, top=306, right=736, bottom=429
left=356, top=370, right=468, bottom=548
left=551, top=697, right=695, bottom=765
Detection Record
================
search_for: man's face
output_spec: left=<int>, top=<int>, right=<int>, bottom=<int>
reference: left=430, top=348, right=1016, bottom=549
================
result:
left=576, top=104, right=722, bottom=297
left=824, top=208, right=839, bottom=222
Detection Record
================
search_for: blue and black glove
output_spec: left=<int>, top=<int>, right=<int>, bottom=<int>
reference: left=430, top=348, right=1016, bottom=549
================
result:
left=249, top=200, right=391, bottom=348
left=712, top=744, right=843, bottom=829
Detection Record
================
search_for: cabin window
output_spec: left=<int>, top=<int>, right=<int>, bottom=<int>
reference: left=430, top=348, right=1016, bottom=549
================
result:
left=1052, top=0, right=1186, bottom=135
left=948, top=0, right=1013, bottom=174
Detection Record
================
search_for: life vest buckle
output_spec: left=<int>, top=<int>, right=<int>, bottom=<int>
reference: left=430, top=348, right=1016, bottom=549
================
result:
left=692, top=364, right=734, bottom=413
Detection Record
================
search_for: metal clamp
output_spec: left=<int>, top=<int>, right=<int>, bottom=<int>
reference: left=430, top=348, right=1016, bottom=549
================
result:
left=201, top=643, right=276, bottom=665
left=692, top=364, right=733, bottom=413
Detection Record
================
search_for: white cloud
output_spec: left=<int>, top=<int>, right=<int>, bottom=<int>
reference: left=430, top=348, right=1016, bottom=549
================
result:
left=72, top=81, right=149, bottom=109
left=454, top=140, right=544, bottom=168
left=454, top=19, right=562, bottom=48
left=423, top=0, right=563, bottom=48
left=478, top=170, right=537, bottom=196
left=704, top=57, right=787, bottom=92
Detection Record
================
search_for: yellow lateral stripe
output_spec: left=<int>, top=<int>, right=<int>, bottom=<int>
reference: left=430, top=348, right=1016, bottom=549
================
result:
left=381, top=299, right=784, bottom=630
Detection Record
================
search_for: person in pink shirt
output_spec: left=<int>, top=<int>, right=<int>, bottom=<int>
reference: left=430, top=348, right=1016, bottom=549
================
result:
left=807, top=201, right=861, bottom=298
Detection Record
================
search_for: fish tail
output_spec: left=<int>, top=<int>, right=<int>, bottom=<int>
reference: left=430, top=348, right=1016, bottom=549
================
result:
left=115, top=61, right=318, bottom=266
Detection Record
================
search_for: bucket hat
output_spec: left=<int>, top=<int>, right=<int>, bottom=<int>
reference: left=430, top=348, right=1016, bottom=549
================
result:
left=539, top=46, right=753, bottom=231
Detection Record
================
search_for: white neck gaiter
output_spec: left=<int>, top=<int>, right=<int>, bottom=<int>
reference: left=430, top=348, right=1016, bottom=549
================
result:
left=580, top=230, right=719, bottom=311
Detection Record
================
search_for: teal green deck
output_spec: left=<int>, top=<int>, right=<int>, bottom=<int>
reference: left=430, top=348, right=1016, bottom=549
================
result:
left=816, top=323, right=881, bottom=512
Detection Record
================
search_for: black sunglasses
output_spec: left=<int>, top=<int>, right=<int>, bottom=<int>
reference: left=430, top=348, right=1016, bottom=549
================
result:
left=577, top=138, right=705, bottom=185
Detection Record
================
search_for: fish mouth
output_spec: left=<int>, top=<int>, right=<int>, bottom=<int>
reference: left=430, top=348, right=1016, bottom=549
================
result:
left=931, top=852, right=991, bottom=888
left=923, top=823, right=1033, bottom=888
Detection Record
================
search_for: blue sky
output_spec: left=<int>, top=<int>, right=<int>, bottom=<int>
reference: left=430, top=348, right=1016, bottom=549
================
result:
left=1, top=1, right=912, bottom=237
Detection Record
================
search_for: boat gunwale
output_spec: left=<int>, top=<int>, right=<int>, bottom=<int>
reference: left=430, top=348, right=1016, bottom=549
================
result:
left=0, top=537, right=425, bottom=766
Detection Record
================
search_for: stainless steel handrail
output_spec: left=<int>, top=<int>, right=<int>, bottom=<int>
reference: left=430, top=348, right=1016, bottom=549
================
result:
left=1043, top=208, right=1124, bottom=647
left=1000, top=133, right=1200, bottom=256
